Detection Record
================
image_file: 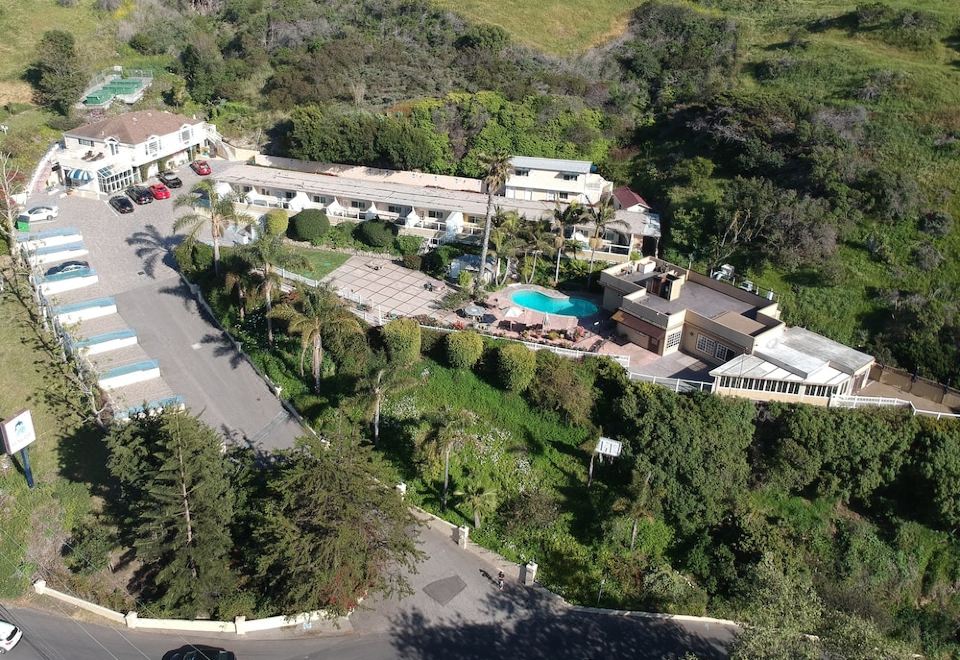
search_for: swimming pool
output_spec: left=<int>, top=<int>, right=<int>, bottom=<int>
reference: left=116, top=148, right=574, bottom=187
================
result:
left=510, top=290, right=599, bottom=317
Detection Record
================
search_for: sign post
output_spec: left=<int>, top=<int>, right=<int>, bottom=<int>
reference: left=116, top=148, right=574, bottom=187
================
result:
left=2, top=410, right=37, bottom=489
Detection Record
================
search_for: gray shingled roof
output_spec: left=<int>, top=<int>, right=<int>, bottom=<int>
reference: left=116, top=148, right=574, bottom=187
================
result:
left=510, top=156, right=592, bottom=174
left=65, top=111, right=202, bottom=145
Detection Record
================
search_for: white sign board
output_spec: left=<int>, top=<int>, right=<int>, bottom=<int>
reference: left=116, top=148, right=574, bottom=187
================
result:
left=2, top=410, right=37, bottom=454
left=595, top=436, right=622, bottom=458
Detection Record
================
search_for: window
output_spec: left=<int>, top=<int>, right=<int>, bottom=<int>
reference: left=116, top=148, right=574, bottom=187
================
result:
left=180, top=126, right=191, bottom=143
left=561, top=173, right=578, bottom=181
left=695, top=334, right=716, bottom=357
left=350, top=200, right=366, bottom=209
left=715, top=344, right=734, bottom=362
left=77, top=138, right=94, bottom=147
left=514, top=169, right=529, bottom=177
left=545, top=192, right=556, bottom=201
left=428, top=210, right=445, bottom=220
left=145, top=137, right=159, bottom=156
left=559, top=192, right=569, bottom=200
left=283, top=191, right=295, bottom=200
left=242, top=185, right=252, bottom=193
left=665, top=331, right=681, bottom=349
left=312, top=195, right=329, bottom=204
left=387, top=205, right=402, bottom=214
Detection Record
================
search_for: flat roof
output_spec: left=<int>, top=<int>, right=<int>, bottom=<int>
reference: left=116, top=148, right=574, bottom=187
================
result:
left=217, top=162, right=657, bottom=236
left=636, top=279, right=756, bottom=319
left=510, top=156, right=592, bottom=174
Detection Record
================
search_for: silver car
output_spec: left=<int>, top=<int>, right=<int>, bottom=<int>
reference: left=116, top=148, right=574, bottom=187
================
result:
left=0, top=619, right=22, bottom=654
left=17, top=205, right=59, bottom=223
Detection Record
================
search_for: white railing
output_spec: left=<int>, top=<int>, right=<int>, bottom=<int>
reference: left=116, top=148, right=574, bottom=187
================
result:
left=629, top=372, right=714, bottom=393
left=830, top=394, right=960, bottom=420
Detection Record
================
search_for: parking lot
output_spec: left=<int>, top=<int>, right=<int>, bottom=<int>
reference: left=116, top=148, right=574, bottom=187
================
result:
left=25, top=163, right=304, bottom=451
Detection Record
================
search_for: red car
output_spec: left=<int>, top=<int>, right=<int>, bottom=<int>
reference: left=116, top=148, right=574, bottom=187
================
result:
left=148, top=183, right=171, bottom=200
left=190, top=160, right=212, bottom=175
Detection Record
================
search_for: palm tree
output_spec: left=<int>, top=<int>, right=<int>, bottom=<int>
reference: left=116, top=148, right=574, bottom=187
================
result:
left=476, top=150, right=512, bottom=294
left=174, top=180, right=251, bottom=276
left=223, top=256, right=261, bottom=323
left=240, top=235, right=308, bottom=345
left=456, top=482, right=497, bottom=529
left=268, top=284, right=361, bottom=392
left=585, top=193, right=626, bottom=274
left=357, top=356, right=413, bottom=447
left=425, top=407, right=478, bottom=510
left=490, top=212, right=524, bottom=286
left=613, top=470, right=655, bottom=551
left=551, top=201, right=585, bottom=284
left=519, top=220, right=554, bottom=284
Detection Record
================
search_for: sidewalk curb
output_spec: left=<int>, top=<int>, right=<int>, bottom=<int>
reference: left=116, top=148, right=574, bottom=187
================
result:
left=566, top=605, right=740, bottom=628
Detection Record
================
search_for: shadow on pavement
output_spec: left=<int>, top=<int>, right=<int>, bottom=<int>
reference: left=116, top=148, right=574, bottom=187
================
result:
left=126, top=224, right=182, bottom=279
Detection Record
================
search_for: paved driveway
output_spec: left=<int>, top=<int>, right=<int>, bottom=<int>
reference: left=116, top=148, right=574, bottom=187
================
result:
left=25, top=165, right=303, bottom=451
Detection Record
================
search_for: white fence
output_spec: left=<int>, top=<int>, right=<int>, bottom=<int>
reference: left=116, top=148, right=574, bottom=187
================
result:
left=27, top=142, right=62, bottom=195
left=830, top=394, right=960, bottom=420
left=34, top=580, right=340, bottom=635
left=628, top=372, right=714, bottom=393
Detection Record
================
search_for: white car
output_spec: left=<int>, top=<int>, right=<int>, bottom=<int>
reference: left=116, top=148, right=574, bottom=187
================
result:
left=17, top=205, right=59, bottom=223
left=0, top=619, right=22, bottom=654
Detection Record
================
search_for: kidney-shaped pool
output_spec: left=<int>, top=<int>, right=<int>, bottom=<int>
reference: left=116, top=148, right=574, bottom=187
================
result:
left=510, top=289, right=599, bottom=317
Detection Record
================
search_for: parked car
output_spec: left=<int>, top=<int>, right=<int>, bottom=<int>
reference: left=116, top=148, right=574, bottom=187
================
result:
left=158, top=171, right=183, bottom=188
left=109, top=195, right=135, bottom=214
left=45, top=260, right=89, bottom=276
left=0, top=619, right=22, bottom=654
left=190, top=160, right=212, bottom=175
left=149, top=183, right=171, bottom=200
left=126, top=186, right=154, bottom=205
left=17, top=205, right=59, bottom=224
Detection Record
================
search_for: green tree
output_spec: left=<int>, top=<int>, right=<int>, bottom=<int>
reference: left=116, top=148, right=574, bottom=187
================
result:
left=291, top=209, right=330, bottom=243
left=223, top=254, right=260, bottom=323
left=917, top=418, right=960, bottom=529
left=264, top=209, right=289, bottom=236
left=526, top=351, right=594, bottom=425
left=445, top=331, right=484, bottom=369
left=456, top=482, right=497, bottom=529
left=551, top=201, right=585, bottom=284
left=585, top=192, right=625, bottom=273
left=424, top=408, right=478, bottom=510
left=476, top=150, right=511, bottom=293
left=252, top=441, right=423, bottom=615
left=496, top=343, right=536, bottom=392
left=357, top=356, right=413, bottom=447
left=106, top=412, right=236, bottom=617
left=174, top=180, right=251, bottom=276
left=268, top=285, right=360, bottom=391
left=381, top=318, right=421, bottom=366
left=238, top=234, right=307, bottom=345
left=32, top=30, right=86, bottom=115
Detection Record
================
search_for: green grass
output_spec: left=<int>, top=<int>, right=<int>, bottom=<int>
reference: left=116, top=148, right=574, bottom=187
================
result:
left=287, top=246, right=350, bottom=281
left=0, top=270, right=102, bottom=597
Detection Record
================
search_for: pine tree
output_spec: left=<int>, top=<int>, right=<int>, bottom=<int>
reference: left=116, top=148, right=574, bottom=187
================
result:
left=106, top=412, right=236, bottom=617
left=252, top=440, right=423, bottom=615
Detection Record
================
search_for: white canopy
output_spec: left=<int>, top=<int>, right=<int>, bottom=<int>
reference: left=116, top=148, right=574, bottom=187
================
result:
left=404, top=209, right=420, bottom=228
left=445, top=211, right=464, bottom=236
left=325, top=198, right=344, bottom=216
left=365, top=202, right=379, bottom=221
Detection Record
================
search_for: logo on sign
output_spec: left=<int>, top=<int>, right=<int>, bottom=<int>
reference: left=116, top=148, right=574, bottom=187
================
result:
left=2, top=410, right=37, bottom=454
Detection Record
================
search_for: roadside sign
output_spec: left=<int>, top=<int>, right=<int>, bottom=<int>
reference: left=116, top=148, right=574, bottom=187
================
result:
left=595, top=436, right=622, bottom=458
left=1, top=410, right=36, bottom=454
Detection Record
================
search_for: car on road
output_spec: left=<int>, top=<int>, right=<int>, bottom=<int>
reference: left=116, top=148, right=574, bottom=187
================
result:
left=190, top=160, right=212, bottom=176
left=0, top=619, right=22, bottom=654
left=109, top=195, right=135, bottom=214
left=162, top=646, right=235, bottom=660
left=17, top=205, right=59, bottom=224
left=157, top=171, right=183, bottom=188
left=126, top=186, right=154, bottom=205
left=149, top=183, right=171, bottom=200
left=45, top=260, right=89, bottom=276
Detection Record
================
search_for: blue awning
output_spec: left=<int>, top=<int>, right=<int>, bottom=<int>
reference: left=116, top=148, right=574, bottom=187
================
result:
left=68, top=168, right=92, bottom=183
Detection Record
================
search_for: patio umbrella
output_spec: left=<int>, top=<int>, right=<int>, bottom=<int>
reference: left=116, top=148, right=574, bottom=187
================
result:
left=504, top=306, right=525, bottom=330
left=463, top=304, right=486, bottom=319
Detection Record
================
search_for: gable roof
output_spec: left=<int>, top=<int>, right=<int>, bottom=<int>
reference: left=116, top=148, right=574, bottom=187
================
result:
left=65, top=111, right=203, bottom=146
left=613, top=186, right=650, bottom=209
left=510, top=156, right=592, bottom=175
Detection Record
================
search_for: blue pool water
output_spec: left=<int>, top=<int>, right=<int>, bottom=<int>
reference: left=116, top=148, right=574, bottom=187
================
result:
left=510, top=290, right=599, bottom=317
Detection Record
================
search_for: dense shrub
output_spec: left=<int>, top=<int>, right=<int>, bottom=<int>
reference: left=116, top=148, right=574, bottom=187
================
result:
left=356, top=220, right=396, bottom=248
left=419, top=327, right=446, bottom=358
left=402, top=254, right=422, bottom=270
left=264, top=209, right=289, bottom=236
left=290, top=209, right=330, bottom=243
left=445, top=331, right=484, bottom=369
left=496, top=343, right=536, bottom=392
left=396, top=235, right=423, bottom=256
left=421, top=245, right=463, bottom=277
left=526, top=351, right=594, bottom=425
left=381, top=318, right=421, bottom=366
left=173, top=240, right=214, bottom=277
left=129, top=32, right=167, bottom=55
left=921, top=210, right=953, bottom=237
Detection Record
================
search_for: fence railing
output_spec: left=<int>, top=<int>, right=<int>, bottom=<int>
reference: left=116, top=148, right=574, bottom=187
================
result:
left=830, top=394, right=960, bottom=420
left=628, top=372, right=714, bottom=393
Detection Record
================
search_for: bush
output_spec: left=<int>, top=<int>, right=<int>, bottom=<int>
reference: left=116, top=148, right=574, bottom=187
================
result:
left=129, top=31, right=167, bottom=55
left=291, top=209, right=330, bottom=243
left=396, top=235, right=422, bottom=256
left=457, top=270, right=474, bottom=290
left=496, top=343, right=536, bottom=392
left=264, top=209, right=289, bottom=236
left=921, top=210, right=953, bottom=237
left=420, top=328, right=446, bottom=358
left=173, top=240, right=213, bottom=276
left=402, top=254, right=422, bottom=270
left=66, top=520, right=113, bottom=575
left=381, top=318, right=421, bottom=366
left=527, top=351, right=594, bottom=424
left=422, top=245, right=463, bottom=277
left=356, top=219, right=396, bottom=248
left=446, top=331, right=484, bottom=369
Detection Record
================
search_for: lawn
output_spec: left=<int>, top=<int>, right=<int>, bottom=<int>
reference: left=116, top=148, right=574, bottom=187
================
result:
left=288, top=245, right=350, bottom=281
left=0, top=266, right=102, bottom=597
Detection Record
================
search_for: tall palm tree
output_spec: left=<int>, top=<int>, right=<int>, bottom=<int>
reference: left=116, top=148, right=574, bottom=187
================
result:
left=519, top=220, right=554, bottom=284
left=239, top=234, right=307, bottom=346
left=456, top=482, right=497, bottom=529
left=357, top=356, right=414, bottom=447
left=268, top=284, right=361, bottom=392
left=426, top=407, right=478, bottom=510
left=551, top=201, right=585, bottom=284
left=613, top=470, right=655, bottom=551
left=174, top=180, right=251, bottom=276
left=490, top=211, right=523, bottom=286
left=585, top=193, right=626, bottom=274
left=223, top=256, right=261, bottom=323
left=476, top=150, right=512, bottom=294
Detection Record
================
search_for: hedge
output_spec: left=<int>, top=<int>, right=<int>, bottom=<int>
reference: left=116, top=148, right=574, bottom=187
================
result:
left=265, top=209, right=289, bottom=236
left=496, top=343, right=536, bottom=392
left=291, top=209, right=330, bottom=243
left=381, top=318, right=421, bottom=366
left=356, top=219, right=396, bottom=248
left=446, top=331, right=484, bottom=369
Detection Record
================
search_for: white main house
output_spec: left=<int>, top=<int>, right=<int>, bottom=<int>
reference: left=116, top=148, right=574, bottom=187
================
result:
left=504, top=156, right=612, bottom=205
left=55, top=111, right=219, bottom=195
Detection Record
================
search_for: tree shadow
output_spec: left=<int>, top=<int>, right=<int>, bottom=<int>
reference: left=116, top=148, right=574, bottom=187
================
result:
left=126, top=223, right=182, bottom=279
left=199, top=331, right=246, bottom=370
left=56, top=422, right=111, bottom=496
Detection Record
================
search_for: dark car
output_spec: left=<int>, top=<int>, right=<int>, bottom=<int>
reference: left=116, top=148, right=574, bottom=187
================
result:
left=158, top=171, right=183, bottom=188
left=126, top=186, right=154, bottom=205
left=190, top=160, right=212, bottom=175
left=109, top=195, right=135, bottom=213
left=45, top=260, right=89, bottom=276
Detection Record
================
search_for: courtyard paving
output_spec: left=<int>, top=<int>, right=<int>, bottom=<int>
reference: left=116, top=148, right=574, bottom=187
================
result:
left=322, top=256, right=453, bottom=318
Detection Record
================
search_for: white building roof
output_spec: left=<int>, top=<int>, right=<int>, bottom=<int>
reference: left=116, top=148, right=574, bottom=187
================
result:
left=217, top=162, right=658, bottom=237
left=510, top=156, right=593, bottom=174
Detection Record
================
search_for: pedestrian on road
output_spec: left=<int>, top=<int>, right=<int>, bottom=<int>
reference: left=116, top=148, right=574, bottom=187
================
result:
left=497, top=571, right=504, bottom=590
